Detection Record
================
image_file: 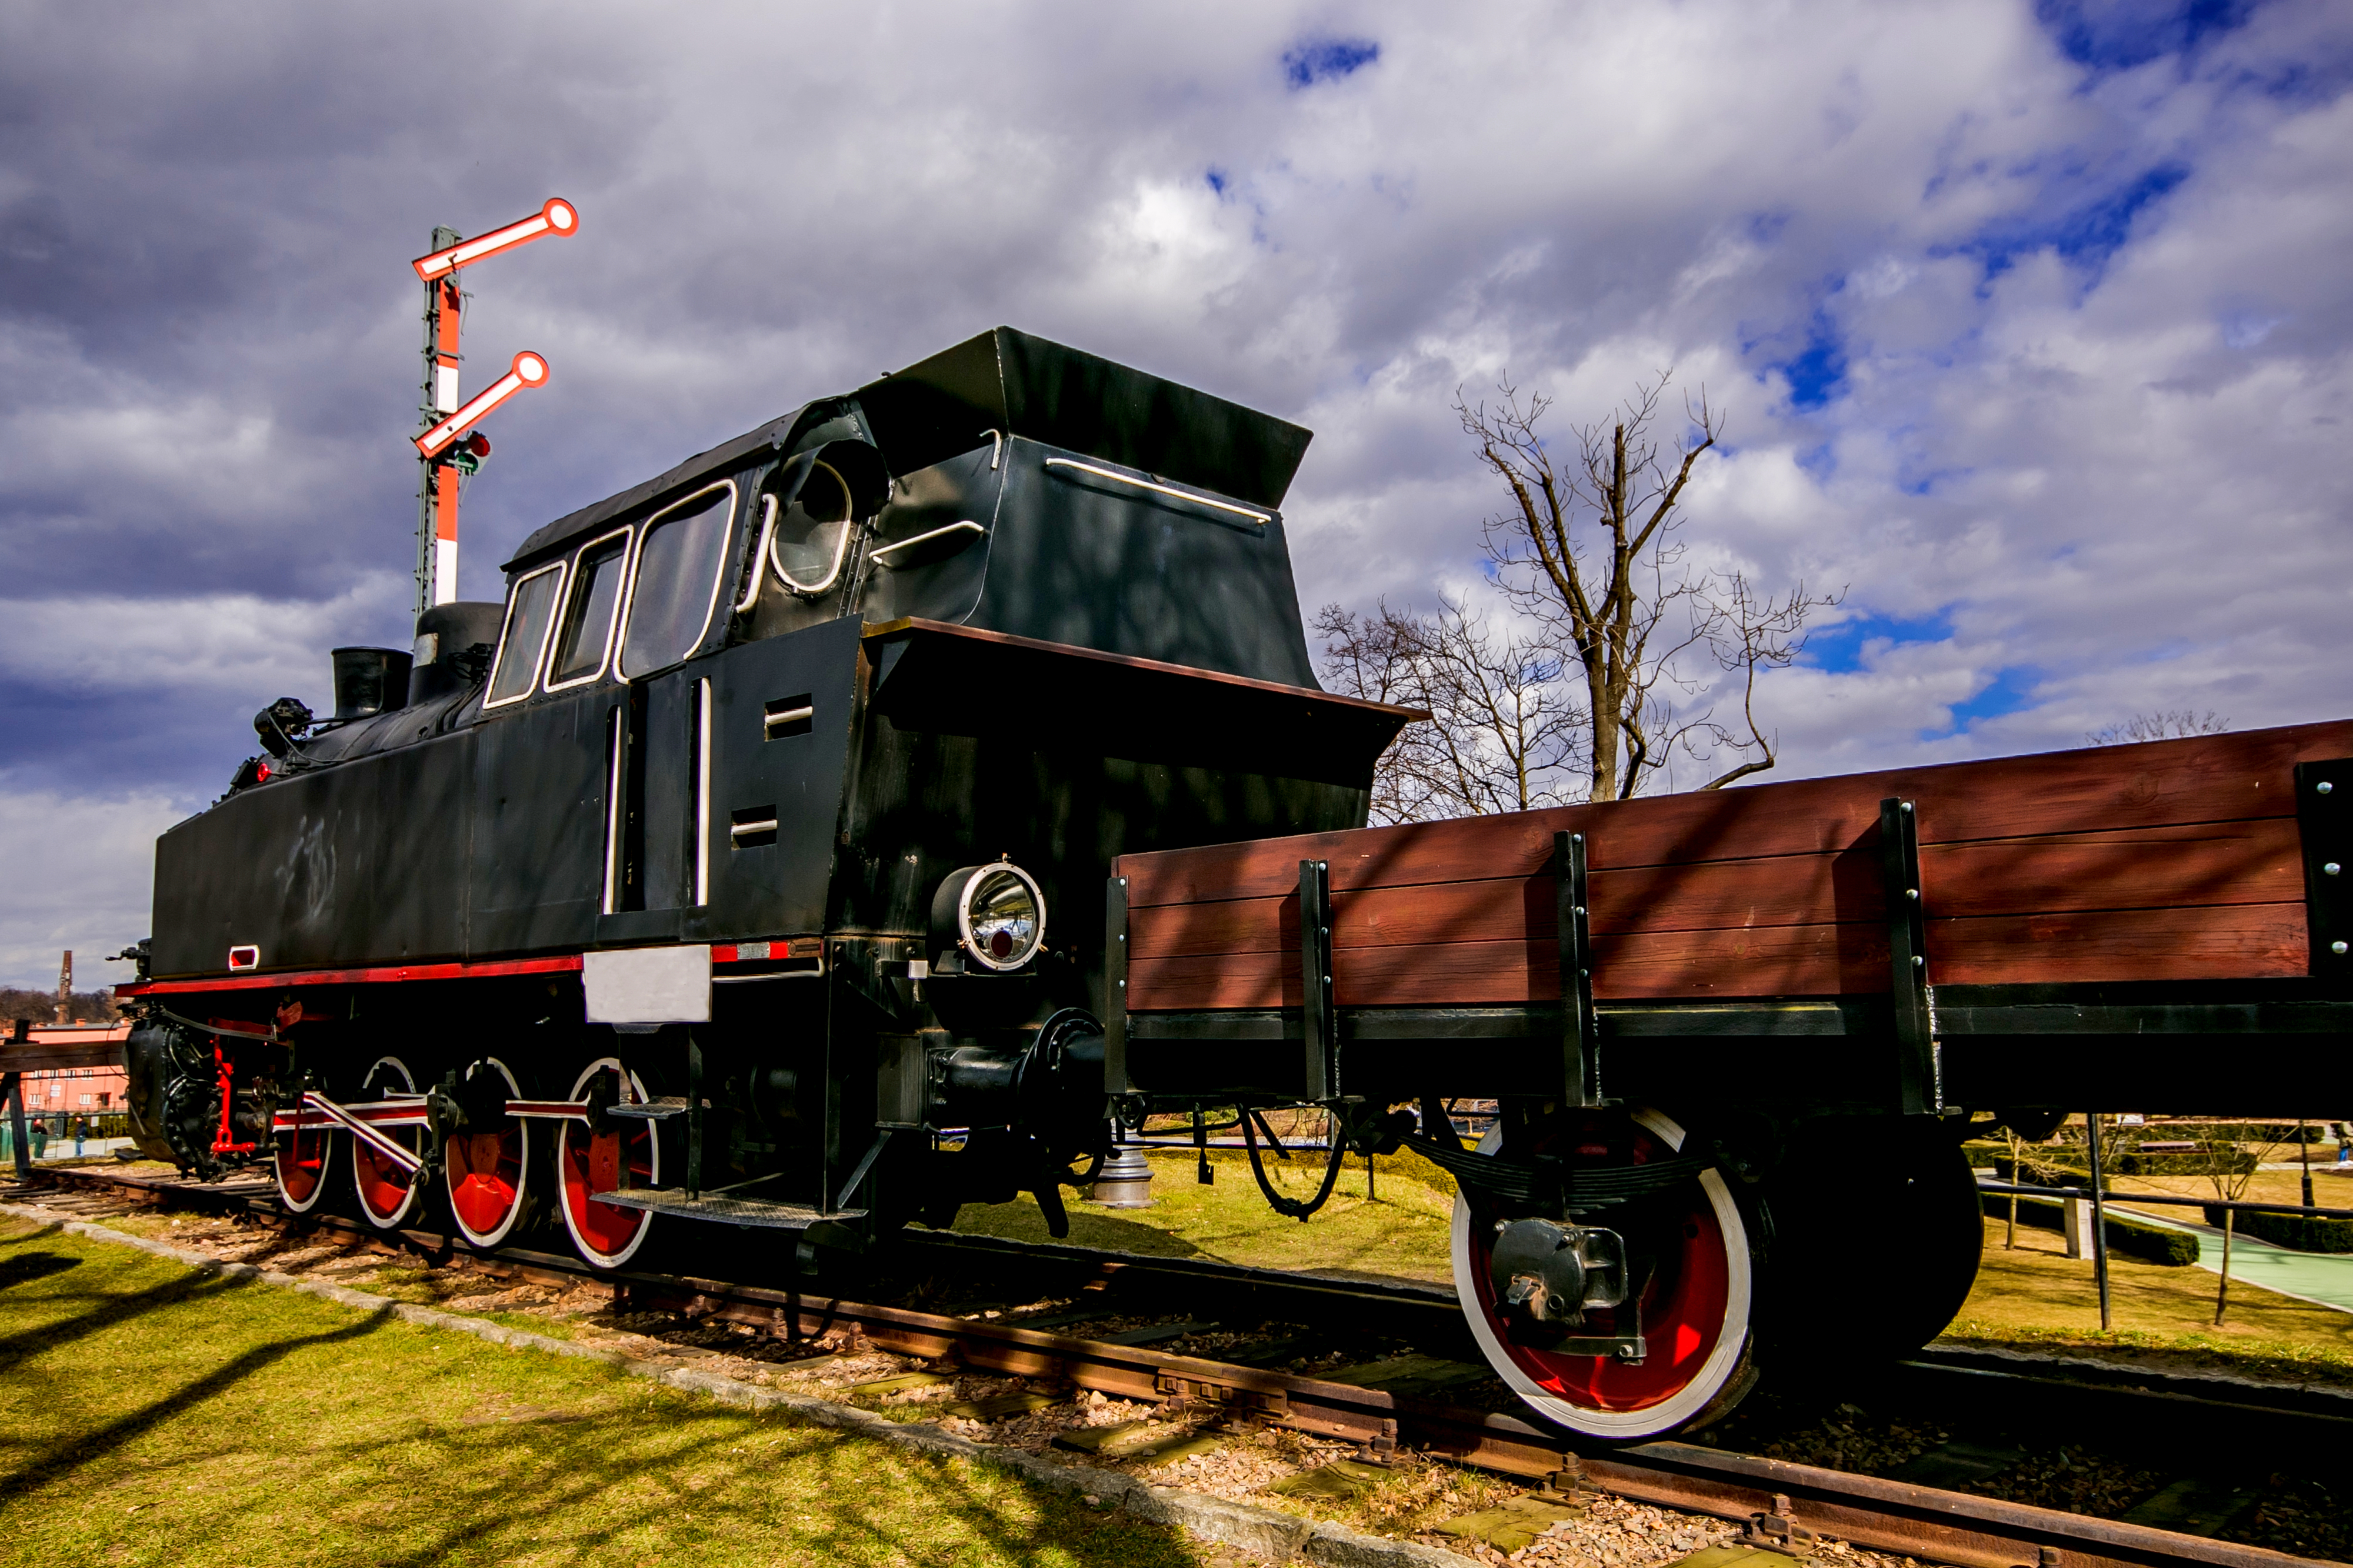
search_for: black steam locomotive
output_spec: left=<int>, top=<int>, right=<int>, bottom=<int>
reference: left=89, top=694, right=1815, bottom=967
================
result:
left=121, top=325, right=1409, bottom=1262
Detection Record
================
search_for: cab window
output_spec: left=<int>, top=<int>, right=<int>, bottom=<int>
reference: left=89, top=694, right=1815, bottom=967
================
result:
left=546, top=530, right=631, bottom=689
left=619, top=483, right=735, bottom=678
left=484, top=562, right=565, bottom=706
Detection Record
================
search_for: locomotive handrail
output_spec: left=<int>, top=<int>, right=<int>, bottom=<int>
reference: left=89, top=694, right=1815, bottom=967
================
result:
left=868, top=520, right=984, bottom=565
left=731, top=498, right=776, bottom=613
left=1041, top=456, right=1272, bottom=526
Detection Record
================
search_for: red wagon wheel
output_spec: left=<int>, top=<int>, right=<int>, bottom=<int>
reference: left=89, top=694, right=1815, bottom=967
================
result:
left=444, top=1057, right=532, bottom=1249
left=351, top=1055, right=430, bottom=1230
left=1451, top=1107, right=1757, bottom=1440
left=556, top=1057, right=660, bottom=1269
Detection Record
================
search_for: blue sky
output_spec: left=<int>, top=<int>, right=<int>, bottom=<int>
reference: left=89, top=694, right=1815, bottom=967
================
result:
left=2, top=0, right=2350, bottom=984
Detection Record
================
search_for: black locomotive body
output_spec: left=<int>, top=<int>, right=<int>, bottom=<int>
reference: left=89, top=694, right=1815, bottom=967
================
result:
left=126, top=327, right=1409, bottom=1269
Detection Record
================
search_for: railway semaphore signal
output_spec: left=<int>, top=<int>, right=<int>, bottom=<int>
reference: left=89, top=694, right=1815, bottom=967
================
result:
left=411, top=198, right=578, bottom=282
left=409, top=199, right=578, bottom=613
left=414, top=350, right=549, bottom=459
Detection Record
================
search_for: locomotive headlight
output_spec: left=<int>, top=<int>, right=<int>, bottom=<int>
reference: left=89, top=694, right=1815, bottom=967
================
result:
left=933, top=862, right=1047, bottom=972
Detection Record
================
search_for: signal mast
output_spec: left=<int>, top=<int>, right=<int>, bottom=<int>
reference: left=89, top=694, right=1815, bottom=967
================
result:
left=409, top=197, right=577, bottom=612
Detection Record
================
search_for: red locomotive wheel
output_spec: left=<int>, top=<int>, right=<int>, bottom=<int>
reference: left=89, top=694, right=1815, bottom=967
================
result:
left=275, top=1108, right=334, bottom=1214
left=556, top=1057, right=659, bottom=1269
left=444, top=1057, right=531, bottom=1249
left=1451, top=1107, right=1755, bottom=1441
left=351, top=1056, right=431, bottom=1230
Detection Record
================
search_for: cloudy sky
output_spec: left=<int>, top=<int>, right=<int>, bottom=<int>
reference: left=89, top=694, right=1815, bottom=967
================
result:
left=2, top=0, right=2348, bottom=987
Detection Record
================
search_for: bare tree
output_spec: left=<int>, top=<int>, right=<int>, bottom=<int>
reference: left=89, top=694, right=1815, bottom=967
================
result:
left=1458, top=372, right=1839, bottom=801
left=1317, top=600, right=1437, bottom=826
left=0, top=987, right=118, bottom=1024
left=2085, top=710, right=2231, bottom=747
left=2183, top=1120, right=2284, bottom=1326
left=1698, top=569, right=1828, bottom=791
left=1316, top=598, right=1587, bottom=825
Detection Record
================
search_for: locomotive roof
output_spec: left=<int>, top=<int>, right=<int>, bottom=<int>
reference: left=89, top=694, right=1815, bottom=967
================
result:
left=503, top=327, right=1311, bottom=573
left=502, top=406, right=823, bottom=572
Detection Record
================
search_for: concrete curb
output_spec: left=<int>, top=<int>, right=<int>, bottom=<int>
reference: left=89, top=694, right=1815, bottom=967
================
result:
left=0, top=1203, right=1467, bottom=1566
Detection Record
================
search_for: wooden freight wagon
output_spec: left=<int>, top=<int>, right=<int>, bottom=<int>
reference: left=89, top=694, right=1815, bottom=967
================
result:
left=1101, top=719, right=2353, bottom=1437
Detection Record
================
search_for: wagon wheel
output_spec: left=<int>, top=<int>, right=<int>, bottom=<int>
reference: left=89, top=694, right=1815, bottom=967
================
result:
left=1759, top=1118, right=1981, bottom=1366
left=1450, top=1106, right=1759, bottom=1441
left=444, top=1056, right=536, bottom=1250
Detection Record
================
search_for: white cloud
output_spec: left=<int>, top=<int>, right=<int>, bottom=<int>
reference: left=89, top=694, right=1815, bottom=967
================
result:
left=0, top=789, right=184, bottom=990
left=0, top=0, right=2346, bottom=882
left=0, top=573, right=408, bottom=708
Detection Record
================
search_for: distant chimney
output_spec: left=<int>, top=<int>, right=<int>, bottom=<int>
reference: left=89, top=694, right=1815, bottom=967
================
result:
left=55, top=950, right=71, bottom=1026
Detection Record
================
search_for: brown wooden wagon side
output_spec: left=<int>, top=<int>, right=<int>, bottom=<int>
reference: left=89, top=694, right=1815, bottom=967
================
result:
left=1106, top=718, right=2353, bottom=1116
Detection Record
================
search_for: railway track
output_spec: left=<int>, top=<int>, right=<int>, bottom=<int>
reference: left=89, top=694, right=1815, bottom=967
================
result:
left=8, top=1163, right=2344, bottom=1568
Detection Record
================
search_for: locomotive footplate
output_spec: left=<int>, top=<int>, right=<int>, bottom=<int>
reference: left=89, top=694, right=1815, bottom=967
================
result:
left=604, top=1096, right=690, bottom=1120
left=585, top=1189, right=869, bottom=1227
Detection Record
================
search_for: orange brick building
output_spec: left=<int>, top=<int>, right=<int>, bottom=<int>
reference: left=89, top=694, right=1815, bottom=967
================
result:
left=10, top=1022, right=131, bottom=1122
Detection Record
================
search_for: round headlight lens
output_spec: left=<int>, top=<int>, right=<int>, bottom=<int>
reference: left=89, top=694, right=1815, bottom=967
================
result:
left=961, top=865, right=1044, bottom=970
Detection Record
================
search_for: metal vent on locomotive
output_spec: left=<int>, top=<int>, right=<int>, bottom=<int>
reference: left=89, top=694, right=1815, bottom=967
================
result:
left=930, top=861, right=1046, bottom=973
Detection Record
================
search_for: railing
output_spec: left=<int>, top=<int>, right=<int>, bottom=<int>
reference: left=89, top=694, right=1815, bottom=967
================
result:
left=1977, top=1178, right=2353, bottom=1223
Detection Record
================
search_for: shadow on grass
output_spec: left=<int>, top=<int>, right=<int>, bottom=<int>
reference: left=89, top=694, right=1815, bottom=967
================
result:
left=0, top=1303, right=391, bottom=1495
left=325, top=1403, right=1197, bottom=1568
left=0, top=1232, right=269, bottom=1374
left=944, top=1202, right=1208, bottom=1257
left=327, top=1398, right=1198, bottom=1568
left=1, top=1222, right=1204, bottom=1565
left=0, top=1252, right=81, bottom=1289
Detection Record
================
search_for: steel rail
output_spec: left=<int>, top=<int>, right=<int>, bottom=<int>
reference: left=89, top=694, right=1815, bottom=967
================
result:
left=12, top=1166, right=2332, bottom=1568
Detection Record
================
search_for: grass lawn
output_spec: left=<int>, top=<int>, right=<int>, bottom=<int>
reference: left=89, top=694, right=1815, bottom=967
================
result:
left=1942, top=1217, right=2353, bottom=1384
left=0, top=1218, right=1211, bottom=1568
left=946, top=1148, right=1458, bottom=1285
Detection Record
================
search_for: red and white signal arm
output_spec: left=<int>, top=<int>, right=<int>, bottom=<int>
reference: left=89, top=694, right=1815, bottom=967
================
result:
left=415, top=351, right=549, bottom=458
left=412, top=198, right=579, bottom=281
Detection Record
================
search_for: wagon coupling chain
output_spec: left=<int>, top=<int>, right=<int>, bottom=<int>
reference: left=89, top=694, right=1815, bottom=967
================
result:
left=1239, top=1104, right=1347, bottom=1222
